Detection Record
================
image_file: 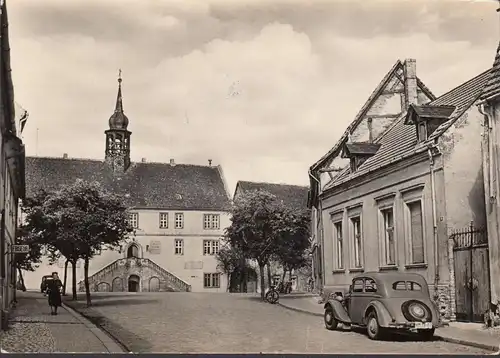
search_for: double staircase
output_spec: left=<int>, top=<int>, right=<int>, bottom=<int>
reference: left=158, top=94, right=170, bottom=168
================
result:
left=78, top=257, right=191, bottom=293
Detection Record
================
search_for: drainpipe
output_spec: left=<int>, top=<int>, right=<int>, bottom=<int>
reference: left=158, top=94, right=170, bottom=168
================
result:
left=427, top=145, right=440, bottom=293
left=478, top=104, right=496, bottom=200
left=308, top=170, right=324, bottom=291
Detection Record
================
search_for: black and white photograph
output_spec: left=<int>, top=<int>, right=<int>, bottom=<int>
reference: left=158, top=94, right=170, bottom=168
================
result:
left=0, top=0, right=499, bottom=354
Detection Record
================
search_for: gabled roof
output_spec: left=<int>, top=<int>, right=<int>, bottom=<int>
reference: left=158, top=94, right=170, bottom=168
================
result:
left=310, top=60, right=436, bottom=172
left=480, top=41, right=500, bottom=103
left=342, top=142, right=381, bottom=158
left=234, top=181, right=309, bottom=211
left=26, top=157, right=231, bottom=211
left=323, top=69, right=491, bottom=192
left=405, top=104, right=456, bottom=125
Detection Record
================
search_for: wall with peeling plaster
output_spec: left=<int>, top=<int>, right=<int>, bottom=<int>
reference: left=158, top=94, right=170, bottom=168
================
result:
left=439, top=106, right=487, bottom=232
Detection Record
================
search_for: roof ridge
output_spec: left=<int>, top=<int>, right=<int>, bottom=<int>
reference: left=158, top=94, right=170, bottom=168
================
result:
left=238, top=180, right=308, bottom=188
left=430, top=68, right=491, bottom=105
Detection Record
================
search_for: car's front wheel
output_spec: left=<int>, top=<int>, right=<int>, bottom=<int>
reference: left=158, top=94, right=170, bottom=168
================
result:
left=420, top=328, right=435, bottom=341
left=324, top=307, right=338, bottom=330
left=366, top=311, right=383, bottom=340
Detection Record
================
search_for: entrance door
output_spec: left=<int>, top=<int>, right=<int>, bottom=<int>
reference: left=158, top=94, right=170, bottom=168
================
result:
left=128, top=275, right=140, bottom=292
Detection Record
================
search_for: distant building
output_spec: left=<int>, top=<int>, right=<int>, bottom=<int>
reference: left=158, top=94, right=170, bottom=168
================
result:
left=0, top=0, right=27, bottom=330
left=23, top=75, right=232, bottom=293
left=233, top=181, right=310, bottom=293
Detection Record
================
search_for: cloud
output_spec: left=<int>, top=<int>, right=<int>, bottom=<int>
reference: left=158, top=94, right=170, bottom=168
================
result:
left=8, top=0, right=500, bottom=193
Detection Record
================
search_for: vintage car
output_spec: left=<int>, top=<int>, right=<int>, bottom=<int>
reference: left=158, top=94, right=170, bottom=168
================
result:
left=324, top=272, right=439, bottom=340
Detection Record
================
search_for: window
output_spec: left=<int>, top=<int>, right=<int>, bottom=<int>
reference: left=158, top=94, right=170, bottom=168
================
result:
left=418, top=122, right=427, bottom=141
left=203, top=214, right=220, bottom=230
left=203, top=240, right=220, bottom=255
left=175, top=213, right=184, bottom=229
left=350, top=216, right=363, bottom=268
left=392, top=281, right=422, bottom=291
left=204, top=273, right=221, bottom=288
left=364, top=278, right=378, bottom=293
left=333, top=221, right=344, bottom=269
left=159, top=213, right=168, bottom=229
left=128, top=213, right=138, bottom=228
left=381, top=208, right=396, bottom=266
left=174, top=239, right=184, bottom=255
left=352, top=279, right=364, bottom=293
left=407, top=200, right=425, bottom=264
left=127, top=244, right=139, bottom=258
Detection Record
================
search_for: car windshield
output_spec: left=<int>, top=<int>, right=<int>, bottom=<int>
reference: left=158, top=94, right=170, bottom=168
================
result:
left=392, top=280, right=422, bottom=291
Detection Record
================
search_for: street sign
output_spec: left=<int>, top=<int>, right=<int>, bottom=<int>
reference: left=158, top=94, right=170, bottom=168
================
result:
left=11, top=244, right=29, bottom=254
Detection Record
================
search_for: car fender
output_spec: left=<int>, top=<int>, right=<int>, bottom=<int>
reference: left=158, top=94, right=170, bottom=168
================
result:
left=324, top=299, right=352, bottom=324
left=363, top=300, right=393, bottom=327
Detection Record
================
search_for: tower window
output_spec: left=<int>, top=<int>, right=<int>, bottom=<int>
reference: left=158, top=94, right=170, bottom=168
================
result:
left=418, top=122, right=427, bottom=142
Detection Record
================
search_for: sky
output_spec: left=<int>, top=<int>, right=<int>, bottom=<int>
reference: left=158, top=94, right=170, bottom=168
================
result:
left=9, top=0, right=500, bottom=194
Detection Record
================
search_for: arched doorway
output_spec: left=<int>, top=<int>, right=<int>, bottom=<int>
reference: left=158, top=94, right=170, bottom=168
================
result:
left=128, top=275, right=140, bottom=292
left=127, top=244, right=139, bottom=258
left=97, top=282, right=111, bottom=292
left=112, top=277, right=123, bottom=292
left=149, top=277, right=160, bottom=292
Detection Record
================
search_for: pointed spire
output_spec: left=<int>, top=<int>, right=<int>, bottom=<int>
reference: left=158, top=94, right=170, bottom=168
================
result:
left=115, top=69, right=123, bottom=113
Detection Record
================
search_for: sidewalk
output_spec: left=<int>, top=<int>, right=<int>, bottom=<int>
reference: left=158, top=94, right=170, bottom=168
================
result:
left=278, top=296, right=500, bottom=352
left=0, top=291, right=124, bottom=353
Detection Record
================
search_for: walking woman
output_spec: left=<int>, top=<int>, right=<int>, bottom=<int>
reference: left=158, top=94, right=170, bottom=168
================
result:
left=47, top=272, right=63, bottom=315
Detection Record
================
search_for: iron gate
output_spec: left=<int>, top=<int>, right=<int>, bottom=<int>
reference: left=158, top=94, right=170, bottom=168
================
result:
left=451, top=222, right=490, bottom=322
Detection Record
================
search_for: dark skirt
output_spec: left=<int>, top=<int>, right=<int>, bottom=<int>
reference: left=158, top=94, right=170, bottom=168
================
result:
left=48, top=289, right=62, bottom=307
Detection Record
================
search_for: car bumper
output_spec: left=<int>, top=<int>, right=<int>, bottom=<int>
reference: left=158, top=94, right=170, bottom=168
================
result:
left=387, top=321, right=435, bottom=332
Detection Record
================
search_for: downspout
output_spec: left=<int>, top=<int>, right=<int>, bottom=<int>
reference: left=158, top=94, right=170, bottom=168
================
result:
left=308, top=170, right=324, bottom=290
left=427, top=145, right=440, bottom=293
left=478, top=104, right=496, bottom=200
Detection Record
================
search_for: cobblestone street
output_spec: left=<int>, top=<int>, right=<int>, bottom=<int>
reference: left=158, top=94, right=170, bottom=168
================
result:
left=65, top=292, right=491, bottom=354
left=0, top=291, right=114, bottom=353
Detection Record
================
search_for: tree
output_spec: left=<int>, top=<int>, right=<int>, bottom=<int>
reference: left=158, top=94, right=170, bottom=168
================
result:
left=273, top=207, right=311, bottom=283
left=21, top=180, right=132, bottom=306
left=225, top=190, right=284, bottom=300
left=216, top=240, right=256, bottom=292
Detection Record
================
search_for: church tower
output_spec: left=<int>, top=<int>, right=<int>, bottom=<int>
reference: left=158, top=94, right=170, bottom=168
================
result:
left=105, top=70, right=131, bottom=171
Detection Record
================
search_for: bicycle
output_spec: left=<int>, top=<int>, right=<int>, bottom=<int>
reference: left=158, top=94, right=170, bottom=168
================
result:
left=265, top=285, right=280, bottom=304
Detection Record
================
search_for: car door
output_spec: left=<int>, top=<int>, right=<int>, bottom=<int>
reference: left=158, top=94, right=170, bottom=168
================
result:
left=348, top=278, right=365, bottom=324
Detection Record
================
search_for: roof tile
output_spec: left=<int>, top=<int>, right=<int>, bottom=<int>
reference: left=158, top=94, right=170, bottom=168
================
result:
left=324, top=69, right=491, bottom=191
left=235, top=181, right=309, bottom=211
left=480, top=41, right=500, bottom=102
left=26, top=157, right=231, bottom=211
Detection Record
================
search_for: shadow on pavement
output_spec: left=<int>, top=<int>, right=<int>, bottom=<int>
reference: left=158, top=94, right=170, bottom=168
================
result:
left=64, top=300, right=153, bottom=352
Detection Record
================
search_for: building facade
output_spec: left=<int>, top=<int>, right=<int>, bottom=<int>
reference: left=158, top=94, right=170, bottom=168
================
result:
left=313, top=58, right=492, bottom=320
left=307, top=59, right=436, bottom=293
left=477, top=42, right=500, bottom=313
left=22, top=75, right=231, bottom=293
left=0, top=0, right=27, bottom=330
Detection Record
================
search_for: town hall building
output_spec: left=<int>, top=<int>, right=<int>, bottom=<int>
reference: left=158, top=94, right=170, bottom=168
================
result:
left=22, top=75, right=232, bottom=293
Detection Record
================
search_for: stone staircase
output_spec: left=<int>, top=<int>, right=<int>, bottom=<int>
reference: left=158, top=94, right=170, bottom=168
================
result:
left=77, top=257, right=191, bottom=293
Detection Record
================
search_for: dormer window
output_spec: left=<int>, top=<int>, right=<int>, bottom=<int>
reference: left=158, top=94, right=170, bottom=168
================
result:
left=405, top=104, right=456, bottom=143
left=342, top=142, right=381, bottom=173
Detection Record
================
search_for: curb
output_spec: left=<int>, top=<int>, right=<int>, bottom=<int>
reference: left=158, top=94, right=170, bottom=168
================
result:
left=62, top=302, right=126, bottom=353
left=278, top=301, right=499, bottom=353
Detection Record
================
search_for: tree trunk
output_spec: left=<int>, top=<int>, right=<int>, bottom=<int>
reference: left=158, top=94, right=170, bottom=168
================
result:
left=62, top=259, right=69, bottom=296
left=226, top=273, right=231, bottom=292
left=266, top=261, right=272, bottom=289
left=258, top=263, right=266, bottom=300
left=17, top=267, right=26, bottom=291
left=71, top=260, right=77, bottom=300
left=281, top=268, right=287, bottom=283
left=84, top=257, right=91, bottom=307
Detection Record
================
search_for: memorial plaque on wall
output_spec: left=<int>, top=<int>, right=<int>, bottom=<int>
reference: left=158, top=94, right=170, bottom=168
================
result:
left=149, top=240, right=161, bottom=254
left=184, top=261, right=203, bottom=270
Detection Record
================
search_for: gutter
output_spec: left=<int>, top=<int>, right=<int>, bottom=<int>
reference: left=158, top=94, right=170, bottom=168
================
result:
left=427, top=144, right=440, bottom=292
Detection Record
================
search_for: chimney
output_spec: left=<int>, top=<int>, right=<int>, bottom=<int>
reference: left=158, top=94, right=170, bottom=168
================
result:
left=208, top=159, right=212, bottom=166
left=169, top=158, right=175, bottom=166
left=403, top=59, right=418, bottom=110
left=367, top=118, right=373, bottom=143
left=63, top=153, right=68, bottom=159
left=141, top=158, right=146, bottom=163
